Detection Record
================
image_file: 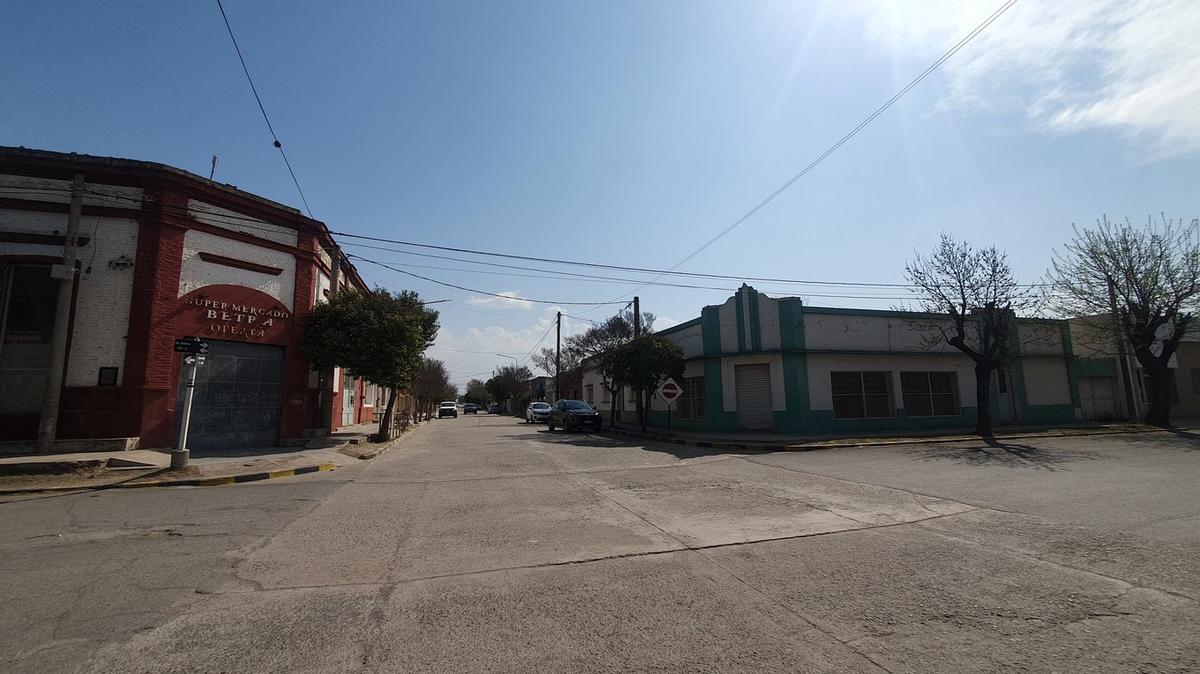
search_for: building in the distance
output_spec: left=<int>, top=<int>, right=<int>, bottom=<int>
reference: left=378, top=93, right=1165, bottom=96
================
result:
left=583, top=284, right=1088, bottom=434
left=0, top=147, right=400, bottom=452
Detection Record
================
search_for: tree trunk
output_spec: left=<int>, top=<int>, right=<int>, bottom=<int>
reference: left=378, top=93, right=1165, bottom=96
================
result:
left=1143, top=363, right=1173, bottom=427
left=974, top=363, right=993, bottom=438
left=377, top=388, right=396, bottom=440
left=607, top=383, right=619, bottom=426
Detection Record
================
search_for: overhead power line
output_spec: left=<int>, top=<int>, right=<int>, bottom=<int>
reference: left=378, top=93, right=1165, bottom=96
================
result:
left=347, top=254, right=627, bottom=306
left=214, top=0, right=314, bottom=219
left=614, top=0, right=1020, bottom=299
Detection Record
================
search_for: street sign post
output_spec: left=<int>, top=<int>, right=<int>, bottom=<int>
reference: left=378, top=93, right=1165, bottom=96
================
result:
left=172, top=338, right=208, bottom=469
left=174, top=337, right=209, bottom=354
left=656, top=378, right=681, bottom=436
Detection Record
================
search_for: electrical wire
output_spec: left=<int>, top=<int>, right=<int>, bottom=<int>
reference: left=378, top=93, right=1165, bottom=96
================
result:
left=611, top=0, right=1020, bottom=301
left=347, top=254, right=627, bottom=306
left=214, top=0, right=314, bottom=220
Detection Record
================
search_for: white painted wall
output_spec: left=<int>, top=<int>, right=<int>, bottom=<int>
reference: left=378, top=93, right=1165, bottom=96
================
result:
left=66, top=218, right=139, bottom=386
left=1023, top=358, right=1072, bottom=405
left=663, top=323, right=703, bottom=359
left=316, top=271, right=331, bottom=303
left=759, top=295, right=781, bottom=351
left=806, top=353, right=977, bottom=411
left=804, top=313, right=961, bottom=353
left=178, top=229, right=297, bottom=310
left=187, top=199, right=299, bottom=248
left=1020, top=323, right=1065, bottom=355
left=0, top=206, right=139, bottom=386
left=718, top=295, right=738, bottom=354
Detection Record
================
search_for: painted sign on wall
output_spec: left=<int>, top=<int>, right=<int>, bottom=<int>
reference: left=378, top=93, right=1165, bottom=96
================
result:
left=175, top=284, right=291, bottom=343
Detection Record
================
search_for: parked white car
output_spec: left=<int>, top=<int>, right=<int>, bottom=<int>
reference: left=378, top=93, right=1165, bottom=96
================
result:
left=526, top=401, right=552, bottom=423
left=438, top=401, right=458, bottom=418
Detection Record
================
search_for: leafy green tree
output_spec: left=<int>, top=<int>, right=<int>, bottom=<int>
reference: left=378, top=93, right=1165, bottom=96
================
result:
left=562, top=310, right=653, bottom=420
left=413, top=357, right=453, bottom=420
left=302, top=288, right=438, bottom=439
left=609, top=335, right=683, bottom=431
left=488, top=364, right=532, bottom=412
left=1048, top=215, right=1200, bottom=426
left=464, top=378, right=489, bottom=406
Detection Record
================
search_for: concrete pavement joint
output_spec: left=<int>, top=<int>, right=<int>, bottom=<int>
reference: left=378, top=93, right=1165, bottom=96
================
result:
left=910, top=521, right=1200, bottom=604
left=735, top=455, right=1019, bottom=516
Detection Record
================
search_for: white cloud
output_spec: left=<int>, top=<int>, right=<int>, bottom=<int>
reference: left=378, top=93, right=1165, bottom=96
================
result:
left=852, top=0, right=1200, bottom=158
left=467, top=291, right=534, bottom=311
left=432, top=306, right=595, bottom=387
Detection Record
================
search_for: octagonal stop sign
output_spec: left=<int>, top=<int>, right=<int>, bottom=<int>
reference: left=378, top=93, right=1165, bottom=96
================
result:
left=657, top=377, right=682, bottom=405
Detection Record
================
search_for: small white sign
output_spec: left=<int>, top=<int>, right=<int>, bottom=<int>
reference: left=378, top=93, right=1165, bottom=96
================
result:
left=657, top=377, right=682, bottom=404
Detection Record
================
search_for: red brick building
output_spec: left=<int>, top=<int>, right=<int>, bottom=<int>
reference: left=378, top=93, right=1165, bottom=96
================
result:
left=0, top=147, right=402, bottom=451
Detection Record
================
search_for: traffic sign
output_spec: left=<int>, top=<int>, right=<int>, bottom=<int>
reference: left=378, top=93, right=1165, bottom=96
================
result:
left=657, top=377, right=681, bottom=404
left=174, top=337, right=210, bottom=354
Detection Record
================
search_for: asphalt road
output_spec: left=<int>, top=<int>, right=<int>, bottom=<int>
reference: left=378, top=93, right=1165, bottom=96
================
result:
left=2, top=415, right=1198, bottom=672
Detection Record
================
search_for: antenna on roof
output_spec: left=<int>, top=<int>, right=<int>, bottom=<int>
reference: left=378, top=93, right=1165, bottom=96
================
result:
left=209, top=155, right=218, bottom=181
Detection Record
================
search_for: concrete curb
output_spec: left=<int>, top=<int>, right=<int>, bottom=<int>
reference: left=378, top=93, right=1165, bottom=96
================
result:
left=599, top=425, right=1159, bottom=453
left=0, top=463, right=337, bottom=496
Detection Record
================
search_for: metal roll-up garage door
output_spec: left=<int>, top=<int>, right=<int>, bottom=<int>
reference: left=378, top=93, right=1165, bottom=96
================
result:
left=176, top=340, right=284, bottom=451
left=735, top=363, right=773, bottom=430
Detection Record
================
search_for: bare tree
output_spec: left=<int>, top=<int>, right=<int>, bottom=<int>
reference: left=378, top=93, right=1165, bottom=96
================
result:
left=1048, top=215, right=1200, bottom=426
left=905, top=234, right=1035, bottom=437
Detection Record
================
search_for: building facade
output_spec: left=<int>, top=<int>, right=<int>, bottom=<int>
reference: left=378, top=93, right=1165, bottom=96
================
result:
left=0, top=148, right=396, bottom=451
left=585, top=285, right=1083, bottom=434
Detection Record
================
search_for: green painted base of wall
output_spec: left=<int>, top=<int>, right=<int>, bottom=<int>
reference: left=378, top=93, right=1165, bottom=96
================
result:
left=1019, top=404, right=1078, bottom=425
left=806, top=408, right=980, bottom=435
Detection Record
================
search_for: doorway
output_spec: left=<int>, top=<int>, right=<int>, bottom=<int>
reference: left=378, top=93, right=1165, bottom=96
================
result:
left=342, top=371, right=356, bottom=426
left=735, top=363, right=773, bottom=430
left=995, top=368, right=1018, bottom=424
left=0, top=264, right=59, bottom=440
left=175, top=340, right=283, bottom=451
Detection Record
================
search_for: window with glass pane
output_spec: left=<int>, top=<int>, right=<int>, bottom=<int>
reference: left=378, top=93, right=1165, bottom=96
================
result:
left=831, top=372, right=892, bottom=419
left=677, top=376, right=705, bottom=419
left=901, top=372, right=960, bottom=416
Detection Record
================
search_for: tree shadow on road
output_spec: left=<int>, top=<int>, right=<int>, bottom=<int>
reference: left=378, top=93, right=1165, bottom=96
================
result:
left=536, top=429, right=721, bottom=460
left=906, top=438, right=1097, bottom=471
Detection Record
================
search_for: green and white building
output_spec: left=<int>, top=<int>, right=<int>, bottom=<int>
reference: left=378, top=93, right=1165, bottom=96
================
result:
left=582, top=285, right=1083, bottom=434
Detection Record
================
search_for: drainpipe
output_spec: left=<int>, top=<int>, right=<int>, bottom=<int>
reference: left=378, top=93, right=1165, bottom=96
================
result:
left=37, top=174, right=84, bottom=452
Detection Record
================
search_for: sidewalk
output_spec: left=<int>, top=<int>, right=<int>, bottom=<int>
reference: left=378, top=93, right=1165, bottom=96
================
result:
left=0, top=422, right=426, bottom=495
left=601, top=419, right=1159, bottom=452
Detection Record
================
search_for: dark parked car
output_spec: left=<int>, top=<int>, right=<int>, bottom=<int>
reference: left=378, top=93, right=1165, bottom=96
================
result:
left=547, top=399, right=602, bottom=432
left=487, top=403, right=500, bottom=414
left=464, top=403, right=479, bottom=414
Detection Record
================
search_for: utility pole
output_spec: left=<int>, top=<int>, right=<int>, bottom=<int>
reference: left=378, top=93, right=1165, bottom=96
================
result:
left=37, top=174, right=83, bottom=453
left=555, top=311, right=562, bottom=403
left=632, top=296, right=642, bottom=426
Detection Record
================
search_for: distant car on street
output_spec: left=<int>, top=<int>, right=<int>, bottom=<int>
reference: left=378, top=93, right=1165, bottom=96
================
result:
left=547, top=399, right=602, bottom=432
left=526, top=401, right=551, bottom=424
left=487, top=403, right=500, bottom=414
left=438, top=401, right=458, bottom=418
left=464, top=403, right=479, bottom=414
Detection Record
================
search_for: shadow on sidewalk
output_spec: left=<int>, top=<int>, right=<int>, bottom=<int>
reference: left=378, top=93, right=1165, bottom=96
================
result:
left=906, top=437, right=1096, bottom=471
left=540, top=428, right=722, bottom=460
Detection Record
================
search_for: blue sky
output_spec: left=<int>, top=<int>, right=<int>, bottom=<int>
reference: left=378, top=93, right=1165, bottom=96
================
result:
left=4, top=1, right=1198, bottom=387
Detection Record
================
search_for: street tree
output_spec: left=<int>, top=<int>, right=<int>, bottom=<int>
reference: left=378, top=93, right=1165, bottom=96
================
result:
left=1048, top=215, right=1200, bottom=426
left=464, top=378, right=489, bottom=406
left=487, top=364, right=532, bottom=412
left=608, top=334, right=684, bottom=431
left=563, top=309, right=653, bottom=420
left=302, top=288, right=439, bottom=439
left=413, top=357, right=453, bottom=420
left=905, top=234, right=1034, bottom=438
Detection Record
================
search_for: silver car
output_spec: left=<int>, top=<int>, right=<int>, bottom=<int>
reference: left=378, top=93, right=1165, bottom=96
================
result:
left=526, top=401, right=552, bottom=424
